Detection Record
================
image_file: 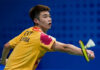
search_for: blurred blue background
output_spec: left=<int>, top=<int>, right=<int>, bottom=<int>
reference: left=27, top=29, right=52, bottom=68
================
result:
left=0, top=0, right=100, bottom=70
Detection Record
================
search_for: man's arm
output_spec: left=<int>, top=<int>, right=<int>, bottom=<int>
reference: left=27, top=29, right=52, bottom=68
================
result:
left=0, top=42, right=12, bottom=65
left=52, top=41, right=95, bottom=59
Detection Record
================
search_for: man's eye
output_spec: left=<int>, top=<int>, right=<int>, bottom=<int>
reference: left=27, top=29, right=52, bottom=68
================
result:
left=42, top=15, right=51, bottom=18
left=43, top=16, right=47, bottom=18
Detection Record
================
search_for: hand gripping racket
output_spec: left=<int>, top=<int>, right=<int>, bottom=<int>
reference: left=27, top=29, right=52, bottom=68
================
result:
left=79, top=40, right=90, bottom=62
left=79, top=39, right=95, bottom=62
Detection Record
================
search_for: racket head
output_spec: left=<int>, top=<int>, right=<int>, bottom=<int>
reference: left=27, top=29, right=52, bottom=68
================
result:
left=79, top=40, right=90, bottom=62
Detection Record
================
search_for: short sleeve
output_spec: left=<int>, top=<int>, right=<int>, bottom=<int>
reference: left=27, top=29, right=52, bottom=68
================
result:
left=40, top=33, right=56, bottom=51
left=9, top=36, right=20, bottom=48
left=9, top=30, right=26, bottom=48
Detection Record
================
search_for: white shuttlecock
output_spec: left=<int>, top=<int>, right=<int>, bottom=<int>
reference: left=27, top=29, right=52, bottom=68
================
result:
left=85, top=39, right=96, bottom=48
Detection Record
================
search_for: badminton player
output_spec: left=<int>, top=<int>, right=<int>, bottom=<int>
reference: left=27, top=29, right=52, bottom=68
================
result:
left=0, top=5, right=95, bottom=70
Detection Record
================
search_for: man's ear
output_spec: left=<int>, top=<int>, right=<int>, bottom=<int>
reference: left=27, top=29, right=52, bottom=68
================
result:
left=34, top=18, right=39, bottom=25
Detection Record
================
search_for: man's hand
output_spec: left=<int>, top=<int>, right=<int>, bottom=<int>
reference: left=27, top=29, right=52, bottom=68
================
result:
left=87, top=50, right=95, bottom=60
left=0, top=58, right=7, bottom=65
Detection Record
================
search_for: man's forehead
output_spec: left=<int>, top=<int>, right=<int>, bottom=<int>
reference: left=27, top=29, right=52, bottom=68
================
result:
left=40, top=11, right=50, bottom=15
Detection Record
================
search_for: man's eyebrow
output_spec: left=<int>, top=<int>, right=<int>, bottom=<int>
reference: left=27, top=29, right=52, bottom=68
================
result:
left=42, top=14, right=51, bottom=17
left=42, top=14, right=50, bottom=16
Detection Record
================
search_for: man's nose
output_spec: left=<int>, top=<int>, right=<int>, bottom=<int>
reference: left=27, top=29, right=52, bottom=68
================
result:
left=48, top=17, right=52, bottom=22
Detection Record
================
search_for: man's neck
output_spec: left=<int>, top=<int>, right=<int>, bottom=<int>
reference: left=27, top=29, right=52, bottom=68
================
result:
left=40, top=27, right=48, bottom=33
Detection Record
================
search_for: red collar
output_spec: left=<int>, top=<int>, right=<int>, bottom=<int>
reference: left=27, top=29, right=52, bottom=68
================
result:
left=32, top=26, right=42, bottom=32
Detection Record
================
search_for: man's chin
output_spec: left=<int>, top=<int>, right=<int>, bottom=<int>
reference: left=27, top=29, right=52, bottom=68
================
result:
left=48, top=26, right=51, bottom=29
left=46, top=27, right=51, bottom=30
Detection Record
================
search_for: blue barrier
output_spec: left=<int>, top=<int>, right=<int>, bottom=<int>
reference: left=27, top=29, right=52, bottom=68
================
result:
left=0, top=64, right=5, bottom=70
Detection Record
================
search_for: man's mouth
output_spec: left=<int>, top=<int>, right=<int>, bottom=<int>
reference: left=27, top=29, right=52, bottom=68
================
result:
left=48, top=23, right=51, bottom=25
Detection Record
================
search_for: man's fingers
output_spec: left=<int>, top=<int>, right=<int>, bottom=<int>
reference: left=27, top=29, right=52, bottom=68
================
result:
left=87, top=50, right=95, bottom=60
left=0, top=58, right=6, bottom=65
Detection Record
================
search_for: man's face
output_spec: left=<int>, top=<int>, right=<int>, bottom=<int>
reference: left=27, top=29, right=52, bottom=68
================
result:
left=37, top=11, right=52, bottom=30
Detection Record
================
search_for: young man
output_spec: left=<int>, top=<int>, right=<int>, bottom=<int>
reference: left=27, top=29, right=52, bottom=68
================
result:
left=0, top=5, right=95, bottom=70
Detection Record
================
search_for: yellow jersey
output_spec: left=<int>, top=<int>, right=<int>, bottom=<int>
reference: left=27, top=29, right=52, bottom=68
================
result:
left=4, top=26, right=56, bottom=70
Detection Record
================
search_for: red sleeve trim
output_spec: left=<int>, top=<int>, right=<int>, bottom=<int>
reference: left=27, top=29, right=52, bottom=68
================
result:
left=40, top=33, right=52, bottom=45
